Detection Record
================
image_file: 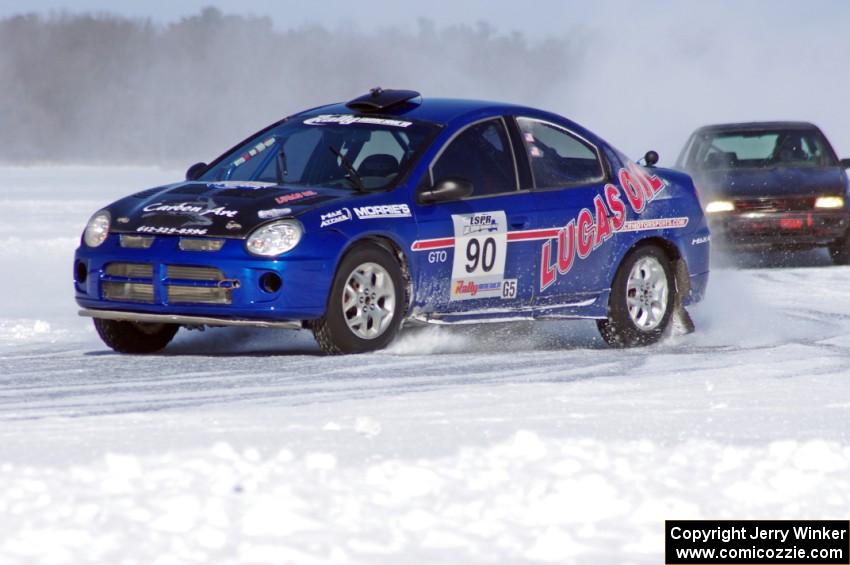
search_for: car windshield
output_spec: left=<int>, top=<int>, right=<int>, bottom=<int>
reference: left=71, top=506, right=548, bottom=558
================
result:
left=682, top=128, right=837, bottom=170
left=199, top=114, right=439, bottom=190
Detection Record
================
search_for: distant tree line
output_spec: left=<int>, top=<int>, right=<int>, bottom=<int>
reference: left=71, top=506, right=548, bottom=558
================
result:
left=0, top=8, right=582, bottom=165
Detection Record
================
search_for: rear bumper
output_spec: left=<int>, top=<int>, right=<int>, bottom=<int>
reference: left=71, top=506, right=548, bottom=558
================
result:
left=709, top=210, right=848, bottom=247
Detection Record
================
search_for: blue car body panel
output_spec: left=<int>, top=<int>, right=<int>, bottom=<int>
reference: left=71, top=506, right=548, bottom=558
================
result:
left=74, top=96, right=710, bottom=326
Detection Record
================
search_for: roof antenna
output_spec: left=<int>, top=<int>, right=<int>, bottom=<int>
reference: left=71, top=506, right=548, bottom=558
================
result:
left=370, top=87, right=384, bottom=98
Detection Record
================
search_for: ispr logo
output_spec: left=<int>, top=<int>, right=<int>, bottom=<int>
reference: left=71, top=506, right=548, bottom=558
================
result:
left=462, top=213, right=499, bottom=235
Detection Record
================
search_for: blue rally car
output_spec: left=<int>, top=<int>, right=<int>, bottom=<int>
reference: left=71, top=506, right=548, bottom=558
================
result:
left=74, top=89, right=710, bottom=354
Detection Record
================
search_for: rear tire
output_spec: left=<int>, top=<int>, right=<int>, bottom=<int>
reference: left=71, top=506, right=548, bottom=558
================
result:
left=93, top=318, right=179, bottom=354
left=311, top=243, right=405, bottom=354
left=597, top=245, right=675, bottom=348
left=829, top=230, right=850, bottom=265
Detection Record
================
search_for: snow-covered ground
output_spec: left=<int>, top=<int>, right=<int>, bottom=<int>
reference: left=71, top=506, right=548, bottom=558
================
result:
left=1, top=167, right=849, bottom=564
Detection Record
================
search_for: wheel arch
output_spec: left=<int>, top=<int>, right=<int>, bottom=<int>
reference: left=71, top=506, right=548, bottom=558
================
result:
left=335, top=233, right=414, bottom=315
left=615, top=236, right=691, bottom=298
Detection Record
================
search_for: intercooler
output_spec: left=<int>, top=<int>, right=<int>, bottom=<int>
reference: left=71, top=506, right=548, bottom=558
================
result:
left=101, top=263, right=237, bottom=305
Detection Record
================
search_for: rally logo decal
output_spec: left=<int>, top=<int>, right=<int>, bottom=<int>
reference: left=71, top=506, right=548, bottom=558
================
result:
left=208, top=181, right=277, bottom=190
left=411, top=165, right=690, bottom=295
left=257, top=208, right=292, bottom=220
left=304, top=114, right=413, bottom=128
left=449, top=212, right=509, bottom=301
left=462, top=213, right=499, bottom=235
left=141, top=200, right=240, bottom=228
left=320, top=208, right=352, bottom=228
left=353, top=204, right=411, bottom=219
left=137, top=226, right=208, bottom=236
left=142, top=201, right=238, bottom=219
left=229, top=137, right=275, bottom=169
left=539, top=164, right=672, bottom=291
left=275, top=190, right=318, bottom=205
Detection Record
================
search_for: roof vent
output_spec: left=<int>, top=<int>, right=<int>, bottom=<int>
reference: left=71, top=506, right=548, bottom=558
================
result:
left=346, top=87, right=421, bottom=112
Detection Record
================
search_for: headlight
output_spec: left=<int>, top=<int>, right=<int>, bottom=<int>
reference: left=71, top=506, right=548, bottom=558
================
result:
left=84, top=211, right=111, bottom=247
left=704, top=200, right=735, bottom=213
left=815, top=196, right=844, bottom=209
left=246, top=220, right=303, bottom=256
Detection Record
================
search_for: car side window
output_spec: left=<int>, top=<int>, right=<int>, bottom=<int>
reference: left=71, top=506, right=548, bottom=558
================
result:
left=431, top=118, right=518, bottom=197
left=517, top=118, right=604, bottom=188
left=350, top=130, right=406, bottom=186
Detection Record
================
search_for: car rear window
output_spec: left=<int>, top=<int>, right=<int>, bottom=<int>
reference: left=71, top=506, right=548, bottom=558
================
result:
left=517, top=118, right=605, bottom=188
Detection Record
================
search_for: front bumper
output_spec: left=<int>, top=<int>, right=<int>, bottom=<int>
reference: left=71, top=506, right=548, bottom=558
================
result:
left=79, top=308, right=303, bottom=329
left=708, top=210, right=848, bottom=247
left=74, top=235, right=332, bottom=322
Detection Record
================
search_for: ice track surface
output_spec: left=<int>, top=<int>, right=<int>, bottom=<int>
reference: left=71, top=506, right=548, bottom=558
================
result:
left=2, top=167, right=850, bottom=564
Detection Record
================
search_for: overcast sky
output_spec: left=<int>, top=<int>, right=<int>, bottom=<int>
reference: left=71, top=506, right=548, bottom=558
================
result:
left=4, top=0, right=850, bottom=161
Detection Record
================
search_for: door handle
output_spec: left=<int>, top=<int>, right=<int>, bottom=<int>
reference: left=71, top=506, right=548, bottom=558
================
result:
left=510, top=215, right=530, bottom=229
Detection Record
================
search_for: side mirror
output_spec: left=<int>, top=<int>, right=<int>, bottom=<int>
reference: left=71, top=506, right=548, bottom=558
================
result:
left=418, top=178, right=473, bottom=204
left=185, top=162, right=207, bottom=181
left=643, top=150, right=660, bottom=167
left=840, top=158, right=850, bottom=169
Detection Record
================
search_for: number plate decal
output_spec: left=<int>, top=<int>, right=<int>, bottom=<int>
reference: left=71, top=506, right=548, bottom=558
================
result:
left=501, top=279, right=518, bottom=299
left=450, top=211, right=509, bottom=300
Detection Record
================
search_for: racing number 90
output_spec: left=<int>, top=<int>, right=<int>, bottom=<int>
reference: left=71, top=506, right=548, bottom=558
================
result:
left=465, top=237, right=496, bottom=273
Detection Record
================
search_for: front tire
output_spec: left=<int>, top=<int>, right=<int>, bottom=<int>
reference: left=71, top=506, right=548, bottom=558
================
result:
left=93, top=318, right=179, bottom=353
left=597, top=245, right=674, bottom=348
left=311, top=243, right=405, bottom=354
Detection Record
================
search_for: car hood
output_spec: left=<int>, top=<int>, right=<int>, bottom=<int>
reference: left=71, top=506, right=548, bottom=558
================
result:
left=105, top=180, right=356, bottom=238
left=690, top=166, right=846, bottom=200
